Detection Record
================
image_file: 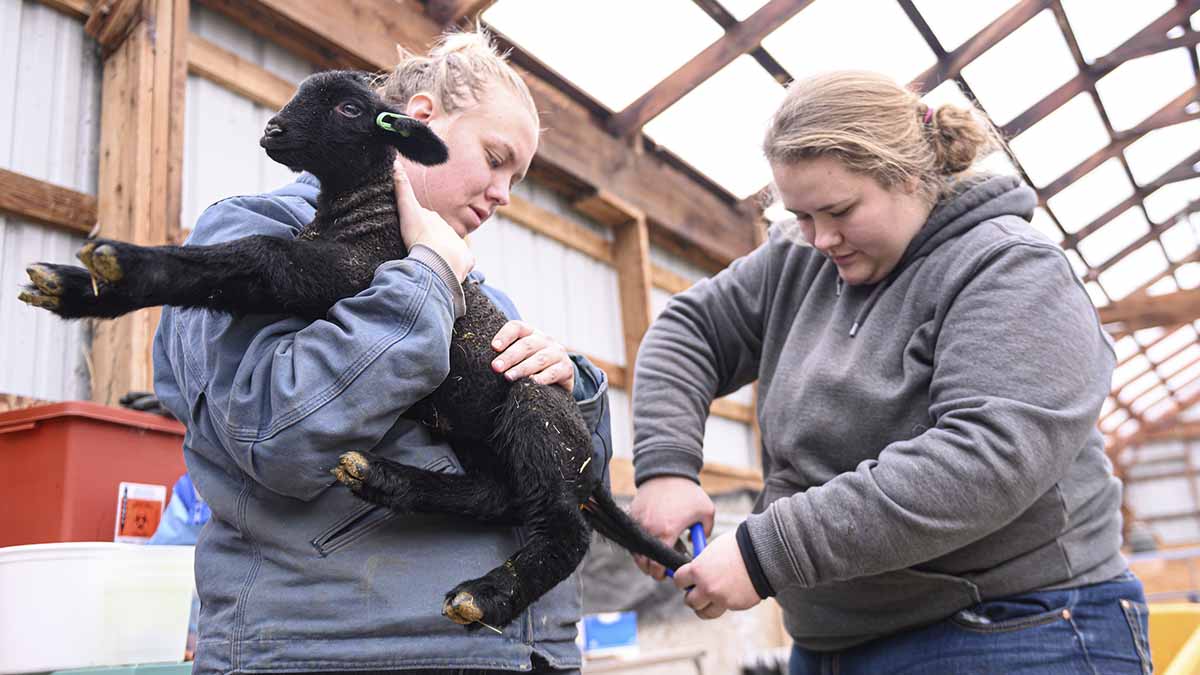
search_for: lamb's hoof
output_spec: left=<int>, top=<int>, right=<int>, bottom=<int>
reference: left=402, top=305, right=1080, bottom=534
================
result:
left=332, top=451, right=370, bottom=489
left=442, top=591, right=483, bottom=625
left=18, top=290, right=60, bottom=310
left=26, top=264, right=63, bottom=295
left=78, top=242, right=123, bottom=282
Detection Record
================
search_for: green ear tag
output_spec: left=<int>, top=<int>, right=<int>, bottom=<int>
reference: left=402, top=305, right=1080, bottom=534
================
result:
left=376, top=112, right=412, bottom=138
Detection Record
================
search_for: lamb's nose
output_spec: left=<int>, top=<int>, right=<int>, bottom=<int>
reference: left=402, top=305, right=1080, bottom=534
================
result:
left=264, top=118, right=285, bottom=137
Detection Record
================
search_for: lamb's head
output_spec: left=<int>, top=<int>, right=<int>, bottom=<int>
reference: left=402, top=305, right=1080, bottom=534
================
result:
left=260, top=70, right=448, bottom=189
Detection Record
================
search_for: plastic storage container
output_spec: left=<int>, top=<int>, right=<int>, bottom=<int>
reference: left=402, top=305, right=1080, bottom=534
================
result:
left=0, top=542, right=195, bottom=674
left=0, top=401, right=186, bottom=547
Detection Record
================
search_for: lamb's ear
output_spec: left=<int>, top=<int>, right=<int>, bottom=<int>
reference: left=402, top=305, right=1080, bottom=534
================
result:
left=375, top=111, right=449, bottom=166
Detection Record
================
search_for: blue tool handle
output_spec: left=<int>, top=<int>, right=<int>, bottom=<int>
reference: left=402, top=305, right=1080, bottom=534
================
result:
left=665, top=523, right=706, bottom=578
left=689, top=523, right=707, bottom=555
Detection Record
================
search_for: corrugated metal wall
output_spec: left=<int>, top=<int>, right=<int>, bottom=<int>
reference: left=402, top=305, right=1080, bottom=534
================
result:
left=0, top=0, right=99, bottom=401
left=181, top=5, right=314, bottom=232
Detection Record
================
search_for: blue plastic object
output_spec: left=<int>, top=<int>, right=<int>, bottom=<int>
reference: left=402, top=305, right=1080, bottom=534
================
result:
left=665, top=522, right=707, bottom=578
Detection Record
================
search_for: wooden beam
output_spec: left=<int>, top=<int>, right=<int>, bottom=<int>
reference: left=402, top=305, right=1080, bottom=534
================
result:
left=1139, top=421, right=1200, bottom=444
left=84, top=0, right=144, bottom=54
left=651, top=265, right=695, bottom=296
left=1066, top=147, right=1200, bottom=249
left=86, top=0, right=187, bottom=406
left=196, top=0, right=758, bottom=267
left=607, top=457, right=763, bottom=497
left=0, top=394, right=55, bottom=415
left=1001, top=2, right=1199, bottom=137
left=1098, top=288, right=1200, bottom=331
left=1040, top=85, right=1200, bottom=200
left=425, top=0, right=496, bottom=28
left=607, top=206, right=654, bottom=395
left=607, top=0, right=810, bottom=138
left=187, top=33, right=295, bottom=110
left=497, top=195, right=613, bottom=264
left=39, top=0, right=90, bottom=19
left=910, top=0, right=1052, bottom=93
left=0, top=169, right=97, bottom=235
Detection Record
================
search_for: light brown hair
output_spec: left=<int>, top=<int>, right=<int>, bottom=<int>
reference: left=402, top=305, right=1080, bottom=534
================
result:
left=763, top=70, right=1003, bottom=203
left=379, top=29, right=538, bottom=125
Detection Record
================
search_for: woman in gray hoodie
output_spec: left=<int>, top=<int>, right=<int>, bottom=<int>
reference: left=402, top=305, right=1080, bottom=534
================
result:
left=629, top=70, right=1149, bottom=674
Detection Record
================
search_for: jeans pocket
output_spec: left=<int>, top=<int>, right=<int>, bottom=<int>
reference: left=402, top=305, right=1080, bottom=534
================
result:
left=951, top=601, right=1070, bottom=634
left=1119, top=598, right=1153, bottom=675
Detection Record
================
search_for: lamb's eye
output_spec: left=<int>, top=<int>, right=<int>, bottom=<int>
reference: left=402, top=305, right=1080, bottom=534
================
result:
left=336, top=102, right=362, bottom=118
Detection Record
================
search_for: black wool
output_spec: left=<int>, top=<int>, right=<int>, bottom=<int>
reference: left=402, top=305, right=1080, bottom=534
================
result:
left=20, top=70, right=689, bottom=629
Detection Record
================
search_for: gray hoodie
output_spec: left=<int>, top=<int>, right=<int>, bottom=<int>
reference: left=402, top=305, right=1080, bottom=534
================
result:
left=632, top=175, right=1124, bottom=650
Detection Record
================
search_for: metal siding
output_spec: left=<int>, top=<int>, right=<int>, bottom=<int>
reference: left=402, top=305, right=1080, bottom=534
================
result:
left=181, top=4, right=313, bottom=231
left=472, top=183, right=625, bottom=366
left=0, top=0, right=97, bottom=401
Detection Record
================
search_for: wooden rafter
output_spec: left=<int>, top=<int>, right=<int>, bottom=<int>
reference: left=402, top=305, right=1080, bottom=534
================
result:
left=194, top=0, right=758, bottom=267
left=424, top=0, right=496, bottom=28
left=1040, top=85, right=1200, bottom=200
left=909, top=0, right=1052, bottom=93
left=1001, top=2, right=1200, bottom=138
left=1065, top=148, right=1200, bottom=255
left=607, top=0, right=810, bottom=138
left=689, top=0, right=793, bottom=86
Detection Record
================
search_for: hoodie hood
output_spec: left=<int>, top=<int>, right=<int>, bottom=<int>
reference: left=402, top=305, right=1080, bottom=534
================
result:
left=846, top=173, right=1037, bottom=336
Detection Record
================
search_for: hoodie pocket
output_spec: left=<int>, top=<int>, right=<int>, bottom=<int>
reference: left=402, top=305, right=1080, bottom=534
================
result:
left=311, top=503, right=396, bottom=556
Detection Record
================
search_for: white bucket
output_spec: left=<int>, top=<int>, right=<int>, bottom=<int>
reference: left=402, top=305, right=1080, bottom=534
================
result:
left=0, top=542, right=195, bottom=674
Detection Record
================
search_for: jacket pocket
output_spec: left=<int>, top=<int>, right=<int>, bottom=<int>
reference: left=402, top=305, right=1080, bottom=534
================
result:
left=310, top=503, right=396, bottom=556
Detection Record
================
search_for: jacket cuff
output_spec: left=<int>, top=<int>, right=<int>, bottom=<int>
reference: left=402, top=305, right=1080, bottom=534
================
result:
left=736, top=521, right=776, bottom=599
left=568, top=354, right=608, bottom=426
left=745, top=507, right=807, bottom=593
left=632, top=446, right=703, bottom=487
left=408, top=244, right=466, bottom=319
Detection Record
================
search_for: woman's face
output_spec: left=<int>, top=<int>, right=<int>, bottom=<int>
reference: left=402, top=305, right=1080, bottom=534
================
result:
left=772, top=155, right=932, bottom=286
left=402, top=82, right=538, bottom=237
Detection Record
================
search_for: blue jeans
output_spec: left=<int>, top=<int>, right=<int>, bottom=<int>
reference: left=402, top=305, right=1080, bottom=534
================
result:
left=789, top=572, right=1152, bottom=675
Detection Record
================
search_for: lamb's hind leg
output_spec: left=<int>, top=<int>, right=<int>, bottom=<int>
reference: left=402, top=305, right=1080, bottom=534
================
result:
left=442, top=380, right=595, bottom=629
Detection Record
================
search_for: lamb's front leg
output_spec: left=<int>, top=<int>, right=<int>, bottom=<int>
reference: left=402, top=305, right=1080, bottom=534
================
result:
left=20, top=236, right=366, bottom=320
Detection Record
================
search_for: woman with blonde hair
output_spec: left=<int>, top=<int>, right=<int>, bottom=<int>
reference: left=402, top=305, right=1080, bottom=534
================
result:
left=630, top=70, right=1149, bottom=673
left=154, top=30, right=607, bottom=675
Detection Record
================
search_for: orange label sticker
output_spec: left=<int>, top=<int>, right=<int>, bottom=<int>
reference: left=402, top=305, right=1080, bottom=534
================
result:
left=114, top=482, right=166, bottom=543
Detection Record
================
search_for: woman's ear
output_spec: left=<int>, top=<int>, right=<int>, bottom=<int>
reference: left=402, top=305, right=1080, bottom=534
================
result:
left=405, top=93, right=436, bottom=122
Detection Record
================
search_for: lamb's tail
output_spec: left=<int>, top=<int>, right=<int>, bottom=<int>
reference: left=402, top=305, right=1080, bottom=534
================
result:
left=581, top=487, right=691, bottom=572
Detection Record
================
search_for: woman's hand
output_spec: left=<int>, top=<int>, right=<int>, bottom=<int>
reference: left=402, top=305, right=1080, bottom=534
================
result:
left=393, top=157, right=474, bottom=282
left=491, top=320, right=575, bottom=393
left=630, top=476, right=715, bottom=580
left=672, top=531, right=762, bottom=619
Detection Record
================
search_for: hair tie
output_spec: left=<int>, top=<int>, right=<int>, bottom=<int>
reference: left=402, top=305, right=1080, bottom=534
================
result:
left=923, top=106, right=934, bottom=124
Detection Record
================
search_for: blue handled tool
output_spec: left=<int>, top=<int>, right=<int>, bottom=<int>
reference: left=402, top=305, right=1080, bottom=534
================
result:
left=665, top=523, right=707, bottom=578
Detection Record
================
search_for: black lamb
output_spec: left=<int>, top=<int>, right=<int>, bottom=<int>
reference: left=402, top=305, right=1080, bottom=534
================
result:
left=19, top=70, right=689, bottom=629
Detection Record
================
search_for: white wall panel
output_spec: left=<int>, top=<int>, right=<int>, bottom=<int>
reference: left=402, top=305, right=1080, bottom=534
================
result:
left=0, top=0, right=98, bottom=401
left=470, top=182, right=625, bottom=366
left=180, top=4, right=314, bottom=231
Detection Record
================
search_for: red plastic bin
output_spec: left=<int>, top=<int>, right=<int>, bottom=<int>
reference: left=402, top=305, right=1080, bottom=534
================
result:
left=0, top=401, right=187, bottom=547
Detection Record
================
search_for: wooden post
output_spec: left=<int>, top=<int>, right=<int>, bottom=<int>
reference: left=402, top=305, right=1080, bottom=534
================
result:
left=85, top=0, right=188, bottom=405
left=578, top=192, right=653, bottom=392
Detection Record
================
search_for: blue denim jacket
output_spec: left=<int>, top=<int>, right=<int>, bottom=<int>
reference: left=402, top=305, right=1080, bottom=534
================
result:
left=153, top=174, right=612, bottom=674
